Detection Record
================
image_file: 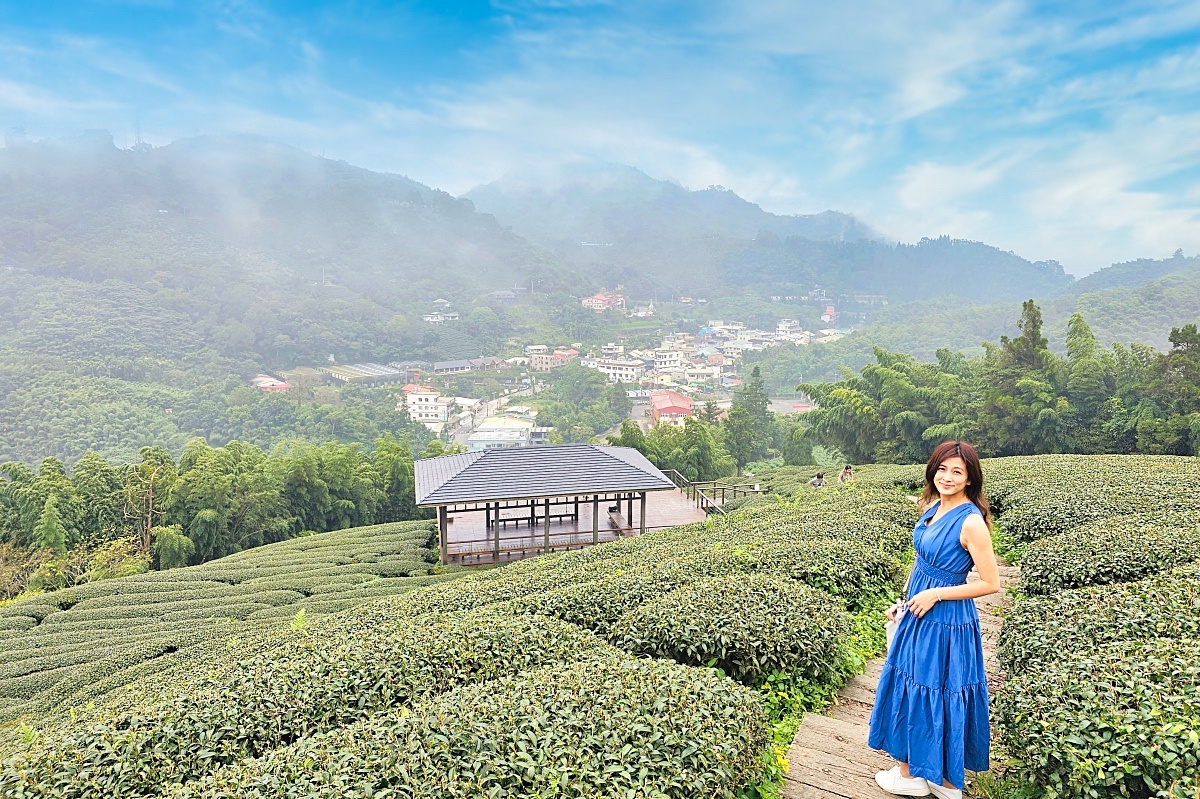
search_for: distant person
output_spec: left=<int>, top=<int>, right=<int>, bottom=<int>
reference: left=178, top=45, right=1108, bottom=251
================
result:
left=869, top=440, right=1000, bottom=799
left=838, top=465, right=854, bottom=483
left=807, top=472, right=827, bottom=488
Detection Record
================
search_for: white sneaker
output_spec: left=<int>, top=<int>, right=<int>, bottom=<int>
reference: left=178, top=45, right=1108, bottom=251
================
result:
left=874, top=766, right=931, bottom=796
left=925, top=780, right=962, bottom=799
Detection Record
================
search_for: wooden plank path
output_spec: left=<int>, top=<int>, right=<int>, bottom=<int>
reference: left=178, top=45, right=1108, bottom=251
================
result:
left=782, top=564, right=1019, bottom=799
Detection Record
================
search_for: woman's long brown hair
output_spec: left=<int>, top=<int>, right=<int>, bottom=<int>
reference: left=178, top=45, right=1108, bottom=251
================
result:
left=918, top=440, right=992, bottom=529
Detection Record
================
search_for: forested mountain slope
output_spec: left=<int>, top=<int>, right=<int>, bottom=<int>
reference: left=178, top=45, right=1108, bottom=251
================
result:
left=0, top=133, right=571, bottom=463
left=468, top=161, right=875, bottom=245
left=1067, top=249, right=1200, bottom=294
left=746, top=255, right=1200, bottom=390
left=0, top=132, right=568, bottom=303
left=467, top=161, right=877, bottom=296
left=720, top=234, right=1073, bottom=304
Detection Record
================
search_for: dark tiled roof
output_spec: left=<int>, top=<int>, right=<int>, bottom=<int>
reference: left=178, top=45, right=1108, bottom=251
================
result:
left=415, top=444, right=676, bottom=506
left=433, top=360, right=473, bottom=370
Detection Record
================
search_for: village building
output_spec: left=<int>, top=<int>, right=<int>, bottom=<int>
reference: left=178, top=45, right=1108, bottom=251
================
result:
left=531, top=348, right=580, bottom=372
left=251, top=374, right=290, bottom=392
left=585, top=357, right=646, bottom=383
left=466, top=415, right=551, bottom=452
left=469, top=356, right=504, bottom=370
left=649, top=389, right=695, bottom=427
left=404, top=390, right=456, bottom=428
left=320, top=363, right=405, bottom=387
left=581, top=291, right=625, bottom=312
left=389, top=360, right=432, bottom=381
left=653, top=348, right=683, bottom=371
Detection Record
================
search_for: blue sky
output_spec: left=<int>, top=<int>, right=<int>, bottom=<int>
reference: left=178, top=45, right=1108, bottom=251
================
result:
left=2, top=1, right=1200, bottom=274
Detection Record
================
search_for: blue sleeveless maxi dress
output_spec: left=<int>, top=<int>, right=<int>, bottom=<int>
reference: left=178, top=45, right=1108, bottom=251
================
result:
left=867, top=501, right=990, bottom=789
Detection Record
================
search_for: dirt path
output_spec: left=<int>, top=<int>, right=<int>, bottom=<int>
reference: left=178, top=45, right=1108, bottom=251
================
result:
left=781, top=564, right=1018, bottom=799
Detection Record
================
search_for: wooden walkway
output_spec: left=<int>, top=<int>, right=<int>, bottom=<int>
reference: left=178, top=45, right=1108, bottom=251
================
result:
left=782, top=564, right=1019, bottom=799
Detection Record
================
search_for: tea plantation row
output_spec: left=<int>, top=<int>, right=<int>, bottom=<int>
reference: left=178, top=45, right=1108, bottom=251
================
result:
left=0, top=520, right=457, bottom=726
left=760, top=456, right=1200, bottom=797
left=986, top=457, right=1200, bottom=799
left=0, top=483, right=915, bottom=798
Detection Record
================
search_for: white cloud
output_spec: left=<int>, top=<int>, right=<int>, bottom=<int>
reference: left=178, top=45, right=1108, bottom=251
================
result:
left=3, top=1, right=1200, bottom=275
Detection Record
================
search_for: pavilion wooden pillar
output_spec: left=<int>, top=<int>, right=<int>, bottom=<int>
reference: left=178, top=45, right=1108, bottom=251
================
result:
left=573, top=497, right=579, bottom=521
left=543, top=498, right=551, bottom=554
left=640, top=491, right=647, bottom=535
left=438, top=506, right=448, bottom=564
left=484, top=503, right=491, bottom=533
left=493, top=505, right=501, bottom=563
left=592, top=495, right=599, bottom=545
left=626, top=494, right=633, bottom=527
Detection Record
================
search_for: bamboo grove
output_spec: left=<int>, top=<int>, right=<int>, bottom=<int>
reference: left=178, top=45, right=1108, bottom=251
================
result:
left=799, top=301, right=1200, bottom=463
left=0, top=436, right=424, bottom=599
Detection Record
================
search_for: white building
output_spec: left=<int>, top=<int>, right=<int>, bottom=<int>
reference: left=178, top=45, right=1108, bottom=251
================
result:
left=467, top=416, right=538, bottom=452
left=654, top=348, right=683, bottom=371
left=587, top=357, right=646, bottom=383
left=404, top=390, right=456, bottom=428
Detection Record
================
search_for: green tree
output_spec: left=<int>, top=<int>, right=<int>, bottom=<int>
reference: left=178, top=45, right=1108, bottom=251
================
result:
left=724, top=366, right=774, bottom=472
left=71, top=452, right=126, bottom=546
left=151, top=525, right=195, bottom=570
left=34, top=495, right=67, bottom=555
left=373, top=435, right=419, bottom=522
left=123, top=447, right=179, bottom=555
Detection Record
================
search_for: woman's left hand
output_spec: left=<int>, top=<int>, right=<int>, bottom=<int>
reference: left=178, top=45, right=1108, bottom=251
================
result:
left=906, top=589, right=941, bottom=618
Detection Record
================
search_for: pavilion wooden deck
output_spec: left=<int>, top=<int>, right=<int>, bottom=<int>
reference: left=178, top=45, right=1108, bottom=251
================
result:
left=443, top=487, right=708, bottom=564
left=781, top=564, right=1018, bottom=799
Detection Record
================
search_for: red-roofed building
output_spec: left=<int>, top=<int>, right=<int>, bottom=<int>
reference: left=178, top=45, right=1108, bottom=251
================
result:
left=401, top=383, right=434, bottom=396
left=531, top=348, right=580, bottom=372
left=581, top=291, right=625, bottom=312
left=649, top=389, right=695, bottom=427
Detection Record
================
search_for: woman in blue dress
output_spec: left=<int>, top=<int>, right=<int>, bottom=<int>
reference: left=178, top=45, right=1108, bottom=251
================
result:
left=868, top=440, right=1001, bottom=799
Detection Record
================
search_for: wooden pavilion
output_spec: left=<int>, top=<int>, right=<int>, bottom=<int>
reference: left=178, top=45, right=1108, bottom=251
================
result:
left=415, top=443, right=690, bottom=564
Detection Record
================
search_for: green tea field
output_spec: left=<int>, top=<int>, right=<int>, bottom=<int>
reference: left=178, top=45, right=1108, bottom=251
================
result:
left=0, top=520, right=454, bottom=728
left=1, top=455, right=1198, bottom=798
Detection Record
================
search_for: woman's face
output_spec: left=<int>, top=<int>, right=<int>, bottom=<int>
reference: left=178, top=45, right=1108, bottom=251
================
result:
left=934, top=456, right=969, bottom=497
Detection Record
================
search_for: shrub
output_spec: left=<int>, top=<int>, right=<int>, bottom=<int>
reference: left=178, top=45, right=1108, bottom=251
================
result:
left=998, top=564, right=1200, bottom=674
left=609, top=574, right=848, bottom=682
left=0, top=520, right=452, bottom=722
left=0, top=610, right=609, bottom=797
left=1021, top=516, right=1200, bottom=595
left=984, top=455, right=1200, bottom=542
left=172, top=656, right=772, bottom=799
left=996, top=638, right=1200, bottom=799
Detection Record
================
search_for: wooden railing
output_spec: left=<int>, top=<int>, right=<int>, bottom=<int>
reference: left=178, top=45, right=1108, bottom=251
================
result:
left=661, top=470, right=765, bottom=516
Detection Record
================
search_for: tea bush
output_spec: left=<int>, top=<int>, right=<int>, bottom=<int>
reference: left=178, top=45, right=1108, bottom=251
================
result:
left=609, top=574, right=848, bottom=681
left=172, top=656, right=771, bottom=799
left=1021, top=515, right=1200, bottom=595
left=982, top=455, right=1200, bottom=541
left=0, top=609, right=609, bottom=797
left=998, top=563, right=1200, bottom=674
left=995, top=638, right=1200, bottom=799
left=0, top=520, right=456, bottom=724
left=986, top=455, right=1200, bottom=798
left=1, top=476, right=920, bottom=797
